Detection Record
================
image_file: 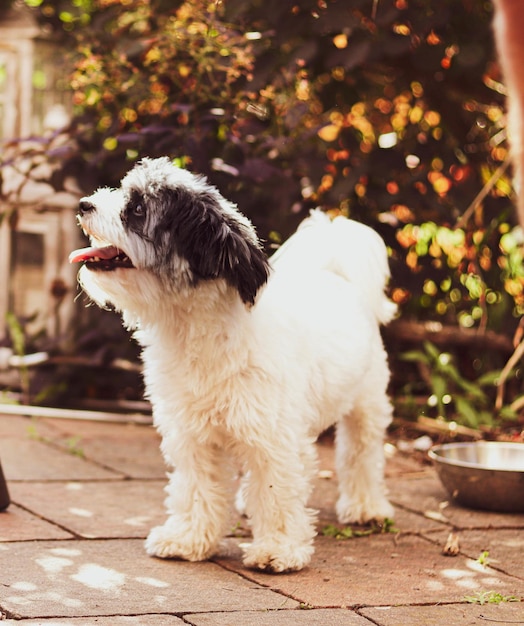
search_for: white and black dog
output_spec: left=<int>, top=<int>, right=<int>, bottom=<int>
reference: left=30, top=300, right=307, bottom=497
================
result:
left=70, top=157, right=396, bottom=572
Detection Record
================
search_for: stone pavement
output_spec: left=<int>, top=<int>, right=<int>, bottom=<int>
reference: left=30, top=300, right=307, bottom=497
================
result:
left=0, top=411, right=523, bottom=625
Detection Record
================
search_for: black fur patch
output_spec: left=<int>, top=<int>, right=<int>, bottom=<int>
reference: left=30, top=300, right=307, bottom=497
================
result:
left=123, top=186, right=270, bottom=305
left=123, top=190, right=153, bottom=241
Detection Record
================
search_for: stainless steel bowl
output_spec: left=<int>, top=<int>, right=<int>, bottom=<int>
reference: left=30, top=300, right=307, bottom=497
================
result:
left=429, top=442, right=524, bottom=513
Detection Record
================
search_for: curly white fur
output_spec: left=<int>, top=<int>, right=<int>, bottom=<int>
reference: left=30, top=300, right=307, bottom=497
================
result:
left=70, top=157, right=396, bottom=572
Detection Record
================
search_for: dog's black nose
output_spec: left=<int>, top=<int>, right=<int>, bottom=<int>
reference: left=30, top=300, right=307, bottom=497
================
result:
left=78, top=200, right=95, bottom=215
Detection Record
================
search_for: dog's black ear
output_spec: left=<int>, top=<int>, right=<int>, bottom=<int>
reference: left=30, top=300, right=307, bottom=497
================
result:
left=210, top=219, right=270, bottom=306
left=159, top=188, right=270, bottom=305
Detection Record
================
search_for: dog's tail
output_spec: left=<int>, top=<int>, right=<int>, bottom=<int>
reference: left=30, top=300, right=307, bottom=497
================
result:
left=270, top=209, right=397, bottom=325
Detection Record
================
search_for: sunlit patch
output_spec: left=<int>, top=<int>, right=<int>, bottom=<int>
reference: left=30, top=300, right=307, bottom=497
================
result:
left=36, top=556, right=74, bottom=574
left=50, top=548, right=82, bottom=557
left=441, top=567, right=471, bottom=580
left=4, top=595, right=32, bottom=606
left=6, top=591, right=83, bottom=609
left=441, top=563, right=506, bottom=591
left=68, top=507, right=94, bottom=518
left=66, top=483, right=84, bottom=491
left=153, top=595, right=168, bottom=605
left=425, top=579, right=444, bottom=592
left=135, top=576, right=170, bottom=588
left=71, top=563, right=126, bottom=591
left=467, top=558, right=491, bottom=574
left=124, top=515, right=153, bottom=527
left=500, top=538, right=524, bottom=549
left=442, top=573, right=479, bottom=590
left=11, top=581, right=38, bottom=591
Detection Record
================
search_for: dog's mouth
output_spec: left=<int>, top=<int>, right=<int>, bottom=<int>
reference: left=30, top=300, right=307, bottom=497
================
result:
left=69, top=245, right=135, bottom=271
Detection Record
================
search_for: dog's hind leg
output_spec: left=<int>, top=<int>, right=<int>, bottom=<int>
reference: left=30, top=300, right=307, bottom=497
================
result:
left=335, top=385, right=394, bottom=525
left=240, top=436, right=318, bottom=573
left=145, top=433, right=232, bottom=562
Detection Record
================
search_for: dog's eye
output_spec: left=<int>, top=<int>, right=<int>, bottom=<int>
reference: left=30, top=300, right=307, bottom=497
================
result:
left=133, top=203, right=145, bottom=218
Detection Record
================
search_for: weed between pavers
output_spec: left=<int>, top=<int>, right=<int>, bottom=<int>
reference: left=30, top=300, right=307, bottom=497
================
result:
left=463, top=590, right=521, bottom=605
left=476, top=550, right=490, bottom=567
left=321, top=518, right=399, bottom=540
left=26, top=422, right=84, bottom=458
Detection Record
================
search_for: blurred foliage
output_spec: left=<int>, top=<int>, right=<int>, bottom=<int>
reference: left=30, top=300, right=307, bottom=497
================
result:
left=2, top=0, right=524, bottom=422
left=401, top=341, right=517, bottom=428
left=21, top=0, right=519, bottom=308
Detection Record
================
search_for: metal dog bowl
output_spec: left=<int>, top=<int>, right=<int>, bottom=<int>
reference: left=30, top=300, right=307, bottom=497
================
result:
left=429, top=442, right=524, bottom=513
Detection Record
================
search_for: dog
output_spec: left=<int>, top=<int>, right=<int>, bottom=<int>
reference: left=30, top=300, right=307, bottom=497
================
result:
left=69, top=156, right=396, bottom=572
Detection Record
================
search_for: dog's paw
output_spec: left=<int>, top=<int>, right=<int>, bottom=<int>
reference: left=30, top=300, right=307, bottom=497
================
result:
left=242, top=540, right=313, bottom=573
left=145, top=524, right=216, bottom=562
left=336, top=495, right=394, bottom=525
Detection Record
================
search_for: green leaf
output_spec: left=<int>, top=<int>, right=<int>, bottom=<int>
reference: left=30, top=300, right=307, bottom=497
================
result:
left=400, top=350, right=430, bottom=364
left=429, top=374, right=448, bottom=408
left=454, top=396, right=482, bottom=428
left=499, top=405, right=519, bottom=421
left=476, top=370, right=503, bottom=387
left=457, top=379, right=487, bottom=401
left=423, top=341, right=441, bottom=362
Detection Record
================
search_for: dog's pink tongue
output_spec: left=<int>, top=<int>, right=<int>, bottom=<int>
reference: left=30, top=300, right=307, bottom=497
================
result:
left=69, top=245, right=119, bottom=263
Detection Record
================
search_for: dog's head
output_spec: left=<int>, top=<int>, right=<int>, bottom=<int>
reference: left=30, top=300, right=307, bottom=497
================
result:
left=70, top=157, right=270, bottom=311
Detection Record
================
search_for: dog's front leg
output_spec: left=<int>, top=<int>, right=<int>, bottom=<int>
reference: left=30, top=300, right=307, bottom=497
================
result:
left=145, top=434, right=231, bottom=562
left=241, top=438, right=317, bottom=573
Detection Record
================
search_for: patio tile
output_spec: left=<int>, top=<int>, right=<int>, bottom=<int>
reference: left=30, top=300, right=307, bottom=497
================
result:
left=387, top=473, right=524, bottom=529
left=0, top=504, right=73, bottom=541
left=361, top=602, right=524, bottom=625
left=185, top=608, right=374, bottom=625
left=0, top=539, right=297, bottom=619
left=425, top=528, right=524, bottom=580
left=459, top=529, right=524, bottom=580
left=1, top=618, right=186, bottom=625
left=0, top=414, right=122, bottom=482
left=215, top=533, right=522, bottom=608
left=8, top=480, right=167, bottom=539
left=0, top=414, right=35, bottom=437
left=0, top=414, right=164, bottom=479
left=0, top=438, right=120, bottom=481
left=35, top=418, right=166, bottom=479
left=2, top=409, right=522, bottom=625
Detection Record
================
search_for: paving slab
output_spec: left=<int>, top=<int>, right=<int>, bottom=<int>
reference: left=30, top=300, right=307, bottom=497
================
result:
left=0, top=505, right=73, bottom=541
left=7, top=480, right=252, bottom=542
left=427, top=528, right=524, bottom=580
left=0, top=416, right=121, bottom=481
left=1, top=616, right=186, bottom=625
left=387, top=472, right=524, bottom=529
left=215, top=533, right=522, bottom=608
left=361, top=601, right=524, bottom=626
left=0, top=539, right=298, bottom=619
left=185, top=608, right=373, bottom=625
left=35, top=418, right=166, bottom=479
left=0, top=438, right=121, bottom=481
left=2, top=410, right=523, bottom=624
left=7, top=480, right=167, bottom=539
left=0, top=413, right=58, bottom=438
left=0, top=414, right=164, bottom=479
